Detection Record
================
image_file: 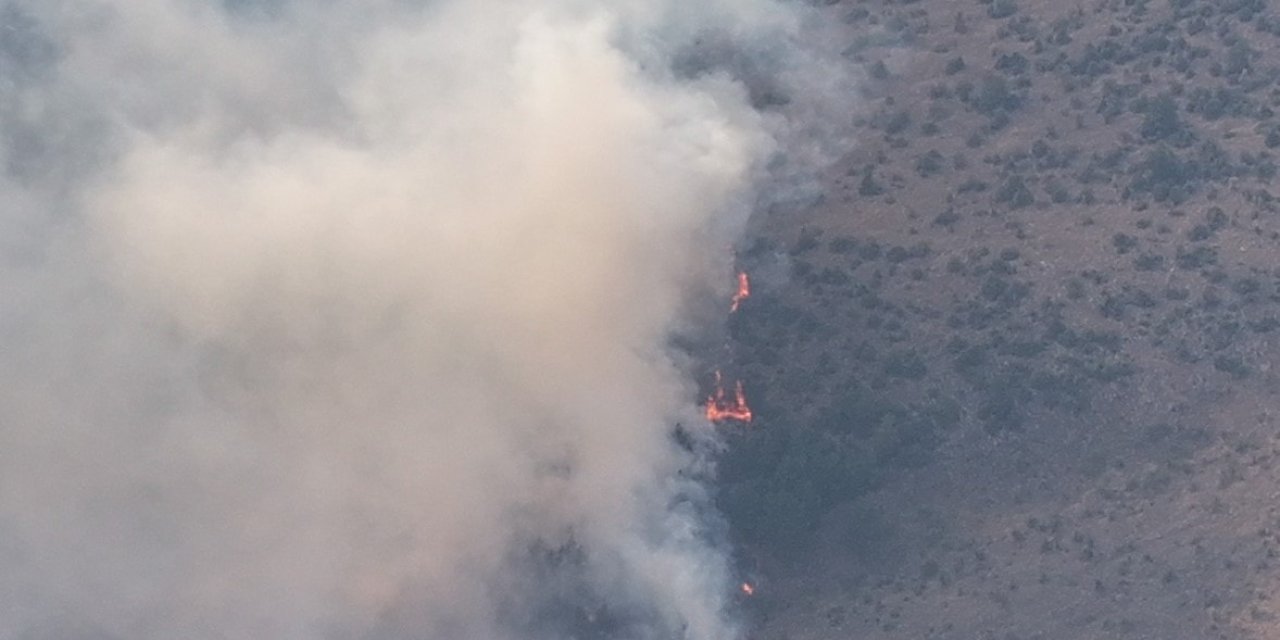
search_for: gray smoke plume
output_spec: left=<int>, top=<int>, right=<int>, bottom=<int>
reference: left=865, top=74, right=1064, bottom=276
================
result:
left=0, top=2, right=844, bottom=638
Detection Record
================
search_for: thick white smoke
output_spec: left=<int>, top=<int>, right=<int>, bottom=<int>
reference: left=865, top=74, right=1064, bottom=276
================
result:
left=0, top=1, right=837, bottom=638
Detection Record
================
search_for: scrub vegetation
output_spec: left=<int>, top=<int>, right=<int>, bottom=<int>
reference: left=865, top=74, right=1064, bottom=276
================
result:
left=721, top=1, right=1280, bottom=638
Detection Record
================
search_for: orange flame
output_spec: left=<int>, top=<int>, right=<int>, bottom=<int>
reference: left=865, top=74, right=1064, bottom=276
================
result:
left=730, top=272, right=750, bottom=312
left=705, top=371, right=752, bottom=423
left=740, top=582, right=755, bottom=596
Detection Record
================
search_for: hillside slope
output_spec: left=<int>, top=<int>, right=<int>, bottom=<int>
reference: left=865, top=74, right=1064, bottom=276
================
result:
left=724, top=1, right=1280, bottom=638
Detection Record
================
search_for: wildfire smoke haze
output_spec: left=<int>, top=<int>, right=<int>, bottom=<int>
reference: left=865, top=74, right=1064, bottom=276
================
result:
left=0, top=1, right=844, bottom=639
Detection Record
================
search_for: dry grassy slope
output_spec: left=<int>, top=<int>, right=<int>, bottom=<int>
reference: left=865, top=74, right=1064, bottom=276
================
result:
left=736, top=0, right=1280, bottom=638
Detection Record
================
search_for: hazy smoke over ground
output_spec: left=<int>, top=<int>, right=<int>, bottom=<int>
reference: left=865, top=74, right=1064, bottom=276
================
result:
left=0, top=1, right=837, bottom=638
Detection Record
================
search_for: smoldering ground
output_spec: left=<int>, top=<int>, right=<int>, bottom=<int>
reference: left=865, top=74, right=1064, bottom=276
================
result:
left=0, top=1, right=847, bottom=638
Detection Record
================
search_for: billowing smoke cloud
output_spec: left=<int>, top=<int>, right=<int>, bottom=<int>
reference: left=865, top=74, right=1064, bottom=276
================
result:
left=0, top=1, right=840, bottom=638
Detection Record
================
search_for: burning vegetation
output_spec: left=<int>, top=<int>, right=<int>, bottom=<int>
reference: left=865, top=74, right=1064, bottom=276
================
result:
left=705, top=371, right=752, bottom=424
left=730, top=271, right=750, bottom=312
left=705, top=271, right=755, bottom=424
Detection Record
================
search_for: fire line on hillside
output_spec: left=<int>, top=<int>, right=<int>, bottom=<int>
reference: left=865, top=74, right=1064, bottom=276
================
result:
left=704, top=270, right=754, bottom=424
left=705, top=370, right=752, bottom=423
left=706, top=271, right=752, bottom=424
left=729, top=271, right=750, bottom=313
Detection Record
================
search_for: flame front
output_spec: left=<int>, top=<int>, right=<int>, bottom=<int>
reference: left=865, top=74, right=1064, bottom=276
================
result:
left=729, top=272, right=750, bottom=312
left=740, top=582, right=755, bottom=597
left=705, top=370, right=752, bottom=423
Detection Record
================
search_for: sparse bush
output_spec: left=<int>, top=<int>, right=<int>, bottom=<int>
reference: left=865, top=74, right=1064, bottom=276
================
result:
left=1175, top=245, right=1217, bottom=269
left=870, top=60, right=890, bottom=80
left=1129, top=146, right=1197, bottom=202
left=996, top=52, right=1028, bottom=75
left=884, top=110, right=912, bottom=135
left=1134, top=254, right=1165, bottom=271
left=995, top=175, right=1034, bottom=208
left=1138, top=95, right=1188, bottom=143
left=989, top=0, right=1018, bottom=19
left=1213, top=355, right=1250, bottom=378
left=1045, top=181, right=1071, bottom=203
left=915, top=150, right=945, bottom=176
left=972, top=75, right=1023, bottom=116
left=859, top=167, right=885, bottom=196
left=883, top=350, right=928, bottom=379
left=828, top=237, right=858, bottom=254
left=1112, top=233, right=1138, bottom=254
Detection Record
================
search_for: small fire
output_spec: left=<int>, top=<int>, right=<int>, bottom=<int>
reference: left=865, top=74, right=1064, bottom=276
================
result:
left=740, top=582, right=755, bottom=597
left=729, top=271, right=750, bottom=312
left=705, top=370, right=752, bottom=423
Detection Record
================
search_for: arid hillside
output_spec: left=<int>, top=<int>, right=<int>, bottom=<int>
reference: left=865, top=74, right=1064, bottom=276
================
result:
left=721, top=1, right=1280, bottom=638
